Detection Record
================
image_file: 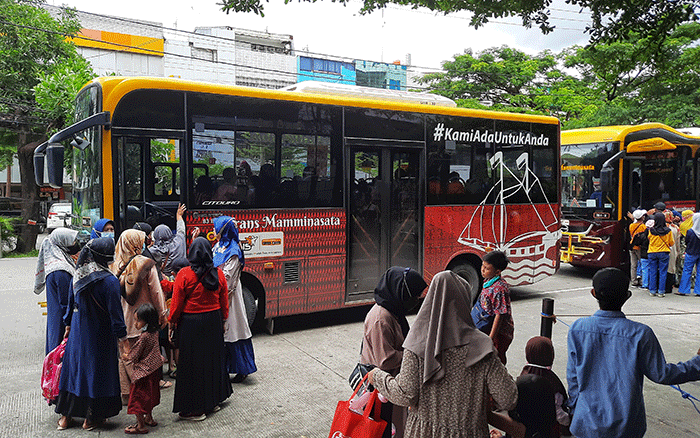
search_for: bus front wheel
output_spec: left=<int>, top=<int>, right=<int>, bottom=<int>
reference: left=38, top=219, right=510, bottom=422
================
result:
left=449, top=262, right=481, bottom=304
left=241, top=283, right=264, bottom=333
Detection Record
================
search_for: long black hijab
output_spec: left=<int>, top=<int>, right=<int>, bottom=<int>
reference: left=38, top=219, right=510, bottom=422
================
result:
left=187, top=237, right=219, bottom=290
left=374, top=266, right=428, bottom=337
left=649, top=211, right=671, bottom=236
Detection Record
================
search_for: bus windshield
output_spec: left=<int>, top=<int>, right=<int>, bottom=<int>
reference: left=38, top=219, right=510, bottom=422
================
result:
left=561, top=141, right=618, bottom=214
left=72, top=85, right=102, bottom=228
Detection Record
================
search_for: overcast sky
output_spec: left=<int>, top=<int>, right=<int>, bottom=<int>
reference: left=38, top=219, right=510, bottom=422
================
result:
left=52, top=0, right=591, bottom=70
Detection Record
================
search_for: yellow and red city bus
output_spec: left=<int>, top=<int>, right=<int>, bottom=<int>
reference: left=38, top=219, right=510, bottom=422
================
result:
left=35, top=77, right=560, bottom=330
left=560, top=123, right=700, bottom=269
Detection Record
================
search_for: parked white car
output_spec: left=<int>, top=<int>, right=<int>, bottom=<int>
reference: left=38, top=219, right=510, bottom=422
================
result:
left=46, top=202, right=72, bottom=231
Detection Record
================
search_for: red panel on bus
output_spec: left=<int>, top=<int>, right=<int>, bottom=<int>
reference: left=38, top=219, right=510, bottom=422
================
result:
left=187, top=209, right=347, bottom=318
left=424, top=204, right=560, bottom=286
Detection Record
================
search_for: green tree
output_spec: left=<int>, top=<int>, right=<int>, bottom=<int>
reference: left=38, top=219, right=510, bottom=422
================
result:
left=219, top=0, right=698, bottom=45
left=564, top=23, right=700, bottom=127
left=419, top=46, right=597, bottom=122
left=34, top=55, right=96, bottom=176
left=0, top=0, right=83, bottom=251
left=34, top=56, right=95, bottom=134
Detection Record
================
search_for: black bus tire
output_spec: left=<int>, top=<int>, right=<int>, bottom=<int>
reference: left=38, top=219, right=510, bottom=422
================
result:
left=241, top=283, right=265, bottom=333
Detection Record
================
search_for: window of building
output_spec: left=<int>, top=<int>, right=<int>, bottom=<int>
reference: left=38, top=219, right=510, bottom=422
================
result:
left=191, top=46, right=217, bottom=62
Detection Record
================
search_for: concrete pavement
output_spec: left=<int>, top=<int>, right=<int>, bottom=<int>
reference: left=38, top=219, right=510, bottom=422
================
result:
left=2, top=258, right=700, bottom=437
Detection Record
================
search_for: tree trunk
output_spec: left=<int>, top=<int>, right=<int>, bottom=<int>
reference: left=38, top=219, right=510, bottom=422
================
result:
left=5, top=165, right=10, bottom=197
left=17, top=133, right=45, bottom=253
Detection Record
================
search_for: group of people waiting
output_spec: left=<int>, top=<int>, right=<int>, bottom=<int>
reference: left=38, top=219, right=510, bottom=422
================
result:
left=359, top=251, right=700, bottom=438
left=34, top=205, right=256, bottom=433
left=628, top=201, right=700, bottom=297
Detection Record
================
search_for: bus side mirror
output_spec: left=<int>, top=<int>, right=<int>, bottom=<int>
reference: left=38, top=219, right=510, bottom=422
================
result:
left=46, top=142, right=65, bottom=189
left=34, top=152, right=45, bottom=186
left=600, top=166, right=615, bottom=192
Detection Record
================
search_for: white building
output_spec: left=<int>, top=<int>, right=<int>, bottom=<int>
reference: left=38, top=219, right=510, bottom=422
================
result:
left=44, top=5, right=164, bottom=77
left=43, top=5, right=296, bottom=89
left=165, top=26, right=296, bottom=89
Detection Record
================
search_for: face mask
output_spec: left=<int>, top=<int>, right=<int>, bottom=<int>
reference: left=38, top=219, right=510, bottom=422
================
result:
left=102, top=231, right=115, bottom=240
left=66, top=242, right=81, bottom=255
left=142, top=243, right=147, bottom=253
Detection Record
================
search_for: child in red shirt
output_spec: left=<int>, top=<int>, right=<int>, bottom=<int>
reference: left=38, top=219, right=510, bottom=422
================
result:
left=477, top=250, right=513, bottom=365
left=122, top=303, right=164, bottom=435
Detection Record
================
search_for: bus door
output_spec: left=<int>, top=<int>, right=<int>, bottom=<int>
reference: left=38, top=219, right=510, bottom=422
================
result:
left=627, top=158, right=643, bottom=211
left=115, top=135, right=183, bottom=231
left=346, top=145, right=422, bottom=300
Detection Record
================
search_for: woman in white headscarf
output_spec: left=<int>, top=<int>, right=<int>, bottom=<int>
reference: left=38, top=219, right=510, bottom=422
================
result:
left=34, top=228, right=81, bottom=354
left=368, top=271, right=517, bottom=438
left=677, top=212, right=700, bottom=296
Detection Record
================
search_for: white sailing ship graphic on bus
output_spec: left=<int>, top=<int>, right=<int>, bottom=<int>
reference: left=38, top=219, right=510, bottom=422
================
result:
left=458, top=151, right=561, bottom=283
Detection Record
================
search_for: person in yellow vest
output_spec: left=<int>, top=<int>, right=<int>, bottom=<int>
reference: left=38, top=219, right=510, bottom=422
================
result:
left=647, top=212, right=675, bottom=297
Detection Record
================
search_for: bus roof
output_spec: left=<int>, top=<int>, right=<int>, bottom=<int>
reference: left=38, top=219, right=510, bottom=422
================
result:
left=562, top=123, right=700, bottom=147
left=86, top=76, right=560, bottom=126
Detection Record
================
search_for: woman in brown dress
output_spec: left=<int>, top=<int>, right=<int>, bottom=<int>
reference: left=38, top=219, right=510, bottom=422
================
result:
left=361, top=266, right=427, bottom=438
left=112, top=229, right=168, bottom=404
left=369, top=270, right=518, bottom=438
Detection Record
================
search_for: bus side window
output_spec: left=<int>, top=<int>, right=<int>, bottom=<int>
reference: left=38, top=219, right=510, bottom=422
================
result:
left=281, top=134, right=331, bottom=208
left=150, top=139, right=180, bottom=199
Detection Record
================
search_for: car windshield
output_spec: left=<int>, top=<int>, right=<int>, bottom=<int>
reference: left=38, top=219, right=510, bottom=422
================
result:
left=51, top=204, right=71, bottom=213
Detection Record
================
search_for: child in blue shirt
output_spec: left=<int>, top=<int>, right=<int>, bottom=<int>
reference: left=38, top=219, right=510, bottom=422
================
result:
left=567, top=267, right=700, bottom=438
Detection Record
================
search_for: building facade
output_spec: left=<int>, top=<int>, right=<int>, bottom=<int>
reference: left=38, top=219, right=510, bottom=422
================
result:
left=297, top=55, right=356, bottom=85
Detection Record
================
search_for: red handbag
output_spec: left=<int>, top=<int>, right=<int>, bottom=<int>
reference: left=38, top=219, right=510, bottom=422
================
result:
left=328, top=373, right=388, bottom=438
left=41, top=339, right=66, bottom=403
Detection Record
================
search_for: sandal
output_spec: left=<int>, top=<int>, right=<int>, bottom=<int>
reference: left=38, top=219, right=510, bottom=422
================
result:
left=169, top=369, right=177, bottom=379
left=83, top=418, right=104, bottom=431
left=124, top=424, right=149, bottom=434
left=57, top=416, right=71, bottom=430
left=178, top=413, right=206, bottom=421
left=159, top=380, right=173, bottom=389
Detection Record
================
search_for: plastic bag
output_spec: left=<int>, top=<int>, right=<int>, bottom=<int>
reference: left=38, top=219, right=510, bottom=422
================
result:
left=41, top=339, right=66, bottom=403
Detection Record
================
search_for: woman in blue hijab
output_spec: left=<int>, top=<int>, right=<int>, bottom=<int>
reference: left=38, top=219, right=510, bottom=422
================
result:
left=90, top=218, right=115, bottom=240
left=55, top=237, right=127, bottom=431
left=213, top=216, right=257, bottom=383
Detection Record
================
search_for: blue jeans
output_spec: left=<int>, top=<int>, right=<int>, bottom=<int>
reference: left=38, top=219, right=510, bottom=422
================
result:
left=679, top=253, right=700, bottom=295
left=637, top=256, right=643, bottom=277
left=648, top=252, right=669, bottom=294
left=640, top=258, right=649, bottom=288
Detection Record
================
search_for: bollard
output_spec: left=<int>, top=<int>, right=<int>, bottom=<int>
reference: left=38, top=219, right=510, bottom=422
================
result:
left=540, top=298, right=554, bottom=338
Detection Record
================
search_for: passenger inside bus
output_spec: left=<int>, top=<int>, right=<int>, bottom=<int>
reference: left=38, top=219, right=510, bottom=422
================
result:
left=214, top=167, right=237, bottom=200
left=251, top=163, right=279, bottom=208
left=195, top=175, right=213, bottom=204
left=589, top=177, right=603, bottom=208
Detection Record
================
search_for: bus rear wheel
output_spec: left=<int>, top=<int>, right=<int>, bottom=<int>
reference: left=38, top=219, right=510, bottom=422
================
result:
left=449, top=262, right=481, bottom=304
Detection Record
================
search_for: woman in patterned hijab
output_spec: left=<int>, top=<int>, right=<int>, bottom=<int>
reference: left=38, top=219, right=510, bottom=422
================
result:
left=34, top=228, right=81, bottom=354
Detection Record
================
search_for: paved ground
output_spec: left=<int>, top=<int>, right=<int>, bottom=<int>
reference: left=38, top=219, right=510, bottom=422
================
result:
left=2, top=257, right=700, bottom=437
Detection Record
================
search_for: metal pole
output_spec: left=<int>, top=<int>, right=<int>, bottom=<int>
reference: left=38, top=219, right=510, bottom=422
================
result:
left=540, top=298, right=554, bottom=338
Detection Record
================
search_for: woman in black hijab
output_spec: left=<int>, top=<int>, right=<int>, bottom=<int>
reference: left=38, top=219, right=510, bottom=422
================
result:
left=360, top=267, right=427, bottom=438
left=133, top=222, right=155, bottom=261
left=168, top=237, right=231, bottom=420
